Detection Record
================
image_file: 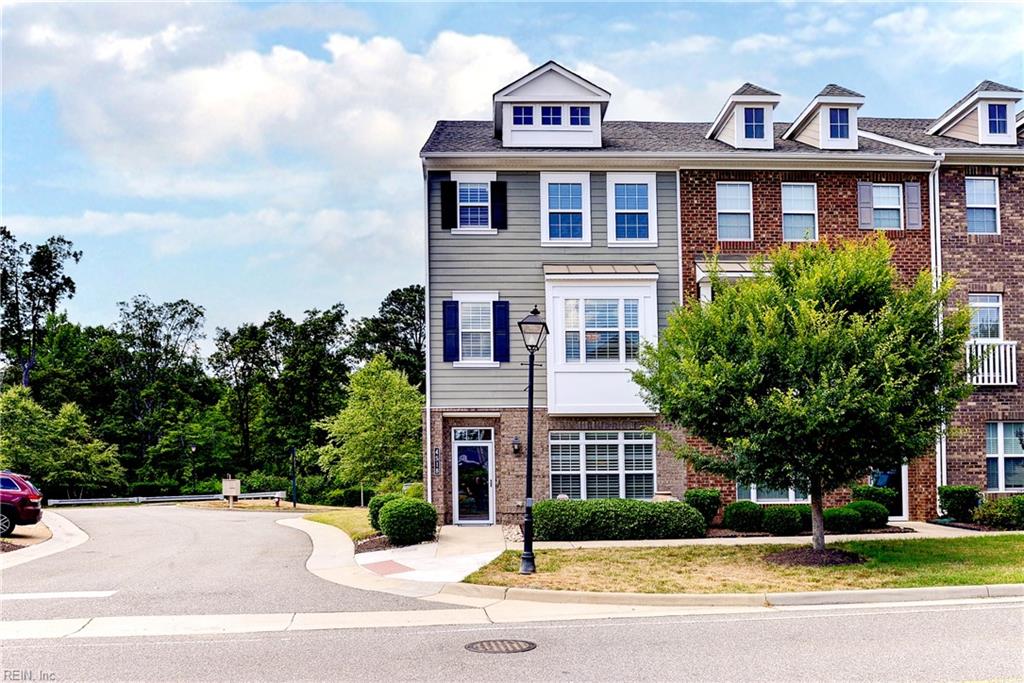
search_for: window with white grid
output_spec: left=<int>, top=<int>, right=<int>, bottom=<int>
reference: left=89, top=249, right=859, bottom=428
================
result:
left=968, top=294, right=1002, bottom=340
left=965, top=178, right=999, bottom=235
left=558, top=298, right=642, bottom=364
left=459, top=301, right=492, bottom=361
left=986, top=422, right=1024, bottom=492
left=872, top=184, right=903, bottom=230
left=782, top=183, right=818, bottom=242
left=717, top=182, right=753, bottom=241
left=549, top=431, right=655, bottom=500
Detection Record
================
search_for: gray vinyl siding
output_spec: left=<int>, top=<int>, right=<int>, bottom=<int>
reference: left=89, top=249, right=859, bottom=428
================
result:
left=428, top=170, right=680, bottom=408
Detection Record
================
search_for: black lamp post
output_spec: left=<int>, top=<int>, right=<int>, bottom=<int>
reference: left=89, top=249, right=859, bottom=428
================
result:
left=517, top=305, right=548, bottom=575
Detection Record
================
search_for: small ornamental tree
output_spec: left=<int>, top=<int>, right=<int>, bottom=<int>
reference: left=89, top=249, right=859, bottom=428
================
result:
left=634, top=237, right=972, bottom=551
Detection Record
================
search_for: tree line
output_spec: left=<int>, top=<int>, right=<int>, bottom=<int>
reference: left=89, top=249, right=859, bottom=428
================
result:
left=0, top=226, right=425, bottom=500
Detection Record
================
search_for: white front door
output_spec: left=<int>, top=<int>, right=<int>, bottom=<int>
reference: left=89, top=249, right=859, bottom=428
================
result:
left=452, top=428, right=495, bottom=525
left=871, top=464, right=910, bottom=521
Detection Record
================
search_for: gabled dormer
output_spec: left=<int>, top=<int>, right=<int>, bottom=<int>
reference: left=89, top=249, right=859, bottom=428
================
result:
left=493, top=61, right=610, bottom=148
left=706, top=83, right=781, bottom=150
left=928, top=80, right=1023, bottom=145
left=782, top=84, right=865, bottom=151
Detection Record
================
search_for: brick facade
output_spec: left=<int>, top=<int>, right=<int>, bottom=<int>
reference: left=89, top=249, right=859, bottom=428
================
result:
left=938, top=165, right=1024, bottom=496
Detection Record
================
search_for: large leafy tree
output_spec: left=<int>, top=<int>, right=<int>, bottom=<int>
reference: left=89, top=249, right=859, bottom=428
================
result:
left=317, top=354, right=423, bottom=488
left=1, top=227, right=82, bottom=386
left=634, top=237, right=972, bottom=550
left=350, top=285, right=425, bottom=390
left=209, top=323, right=273, bottom=469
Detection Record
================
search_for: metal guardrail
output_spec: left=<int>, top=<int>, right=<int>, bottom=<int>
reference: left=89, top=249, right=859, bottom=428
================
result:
left=47, top=491, right=287, bottom=507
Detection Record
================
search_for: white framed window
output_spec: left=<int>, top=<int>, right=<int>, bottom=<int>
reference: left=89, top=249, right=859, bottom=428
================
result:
left=717, top=182, right=753, bottom=241
left=560, top=297, right=641, bottom=364
left=549, top=431, right=655, bottom=500
left=965, top=177, right=1000, bottom=235
left=541, top=105, right=562, bottom=126
left=737, top=483, right=808, bottom=504
left=828, top=108, right=850, bottom=139
left=987, top=103, right=1008, bottom=135
left=512, top=105, right=533, bottom=126
left=607, top=173, right=658, bottom=246
left=986, top=422, right=1024, bottom=492
left=569, top=106, right=591, bottom=126
left=743, top=107, right=765, bottom=140
left=452, top=290, right=498, bottom=367
left=781, top=183, right=818, bottom=242
left=978, top=101, right=1015, bottom=144
left=871, top=184, right=903, bottom=230
left=541, top=172, right=591, bottom=246
left=968, top=293, right=1003, bottom=340
left=451, top=172, right=497, bottom=234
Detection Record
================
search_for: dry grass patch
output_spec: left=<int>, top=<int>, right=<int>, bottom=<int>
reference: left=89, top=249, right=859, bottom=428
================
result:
left=465, top=535, right=1024, bottom=594
left=305, top=507, right=376, bottom=542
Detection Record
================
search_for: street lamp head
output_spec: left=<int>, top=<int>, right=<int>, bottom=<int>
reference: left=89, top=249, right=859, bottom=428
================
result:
left=517, top=306, right=548, bottom=353
left=189, top=444, right=197, bottom=453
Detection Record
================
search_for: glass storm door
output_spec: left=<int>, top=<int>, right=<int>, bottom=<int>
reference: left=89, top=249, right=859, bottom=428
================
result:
left=870, top=464, right=909, bottom=520
left=452, top=428, right=494, bottom=524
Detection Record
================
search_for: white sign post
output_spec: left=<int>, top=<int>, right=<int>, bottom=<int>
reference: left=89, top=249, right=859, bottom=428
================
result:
left=222, top=477, right=241, bottom=509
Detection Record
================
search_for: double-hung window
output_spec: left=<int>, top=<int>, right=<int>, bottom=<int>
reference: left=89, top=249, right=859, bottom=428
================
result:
left=562, top=297, right=641, bottom=363
left=871, top=184, right=903, bottom=229
left=512, top=105, right=533, bottom=126
left=829, top=108, right=850, bottom=138
left=549, top=431, right=655, bottom=500
left=541, top=173, right=590, bottom=245
left=459, top=301, right=492, bottom=362
left=737, top=483, right=808, bottom=504
left=988, top=103, right=1008, bottom=135
left=986, top=422, right=1024, bottom=491
left=717, top=182, right=753, bottom=241
left=744, top=107, right=765, bottom=139
left=968, top=294, right=1002, bottom=340
left=965, top=177, right=999, bottom=234
left=569, top=106, right=591, bottom=126
left=781, top=183, right=817, bottom=241
left=541, top=106, right=562, bottom=125
left=450, top=172, right=496, bottom=232
left=607, top=173, right=657, bottom=245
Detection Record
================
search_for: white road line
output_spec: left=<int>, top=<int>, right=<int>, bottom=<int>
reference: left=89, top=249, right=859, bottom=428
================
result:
left=1, top=591, right=117, bottom=601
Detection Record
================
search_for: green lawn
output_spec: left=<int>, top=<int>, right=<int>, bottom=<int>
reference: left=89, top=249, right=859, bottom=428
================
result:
left=305, top=507, right=376, bottom=541
left=465, top=535, right=1024, bottom=594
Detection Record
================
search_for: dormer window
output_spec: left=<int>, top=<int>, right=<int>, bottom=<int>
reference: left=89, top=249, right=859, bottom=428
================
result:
left=988, top=104, right=1008, bottom=135
left=570, top=106, right=591, bottom=126
left=743, top=108, right=765, bottom=139
left=829, top=108, right=850, bottom=139
left=512, top=106, right=533, bottom=126
left=541, top=106, right=562, bottom=126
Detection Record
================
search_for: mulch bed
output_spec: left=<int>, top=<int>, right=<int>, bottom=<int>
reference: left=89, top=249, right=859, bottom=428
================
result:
left=0, top=541, right=25, bottom=553
left=707, top=525, right=914, bottom=538
left=354, top=535, right=393, bottom=554
left=764, top=547, right=866, bottom=567
left=927, top=519, right=993, bottom=532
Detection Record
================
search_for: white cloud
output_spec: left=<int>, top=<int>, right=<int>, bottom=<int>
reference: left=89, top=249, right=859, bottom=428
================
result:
left=608, top=35, right=720, bottom=65
left=731, top=33, right=791, bottom=54
left=608, top=21, right=636, bottom=33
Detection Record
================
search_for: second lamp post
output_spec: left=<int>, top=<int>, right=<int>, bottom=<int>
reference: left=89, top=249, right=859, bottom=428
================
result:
left=516, top=305, right=548, bottom=575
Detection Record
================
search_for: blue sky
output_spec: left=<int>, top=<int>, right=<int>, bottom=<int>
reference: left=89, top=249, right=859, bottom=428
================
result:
left=3, top=1, right=1022, bottom=342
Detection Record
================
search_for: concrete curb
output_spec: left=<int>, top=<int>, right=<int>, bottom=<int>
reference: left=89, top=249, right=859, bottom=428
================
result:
left=0, top=511, right=89, bottom=571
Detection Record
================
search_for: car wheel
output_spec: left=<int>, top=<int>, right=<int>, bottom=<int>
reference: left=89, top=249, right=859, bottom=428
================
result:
left=0, top=512, right=13, bottom=537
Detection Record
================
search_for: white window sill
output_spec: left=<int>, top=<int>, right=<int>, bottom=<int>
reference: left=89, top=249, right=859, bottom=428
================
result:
left=966, top=230, right=1001, bottom=236
left=987, top=488, right=1024, bottom=493
left=454, top=360, right=500, bottom=368
left=452, top=228, right=498, bottom=236
left=717, top=237, right=754, bottom=242
left=607, top=240, right=658, bottom=248
left=541, top=240, right=592, bottom=247
left=784, top=238, right=819, bottom=243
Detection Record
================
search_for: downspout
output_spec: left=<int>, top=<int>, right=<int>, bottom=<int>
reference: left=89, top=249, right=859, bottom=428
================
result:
left=929, top=153, right=946, bottom=515
left=423, top=167, right=433, bottom=505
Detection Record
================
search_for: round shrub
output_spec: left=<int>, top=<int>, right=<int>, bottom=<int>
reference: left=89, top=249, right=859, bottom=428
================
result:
left=973, top=495, right=1024, bottom=530
left=938, top=485, right=981, bottom=521
left=641, top=501, right=707, bottom=539
left=823, top=506, right=863, bottom=533
left=368, top=492, right=404, bottom=531
left=684, top=488, right=722, bottom=526
left=533, top=500, right=585, bottom=541
left=762, top=506, right=802, bottom=536
left=378, top=498, right=437, bottom=546
left=788, top=504, right=813, bottom=531
left=846, top=500, right=889, bottom=529
left=404, top=482, right=425, bottom=499
left=722, top=501, right=764, bottom=532
left=323, top=488, right=348, bottom=507
left=851, top=484, right=900, bottom=516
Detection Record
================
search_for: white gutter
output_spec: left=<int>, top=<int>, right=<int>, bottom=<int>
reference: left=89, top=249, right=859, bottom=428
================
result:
left=928, top=153, right=947, bottom=514
left=421, top=150, right=933, bottom=162
left=422, top=168, right=432, bottom=505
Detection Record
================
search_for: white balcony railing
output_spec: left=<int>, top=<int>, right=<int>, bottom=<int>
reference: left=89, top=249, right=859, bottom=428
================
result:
left=966, top=340, right=1018, bottom=386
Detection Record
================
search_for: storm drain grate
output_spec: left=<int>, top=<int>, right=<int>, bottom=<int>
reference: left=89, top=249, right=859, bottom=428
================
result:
left=465, top=639, right=537, bottom=654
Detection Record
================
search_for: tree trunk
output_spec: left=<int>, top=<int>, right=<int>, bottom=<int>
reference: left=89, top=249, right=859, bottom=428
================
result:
left=809, top=476, right=826, bottom=551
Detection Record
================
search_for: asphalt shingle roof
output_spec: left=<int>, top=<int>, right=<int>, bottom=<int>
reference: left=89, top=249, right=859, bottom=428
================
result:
left=732, top=83, right=780, bottom=97
left=817, top=84, right=864, bottom=98
left=859, top=117, right=1024, bottom=149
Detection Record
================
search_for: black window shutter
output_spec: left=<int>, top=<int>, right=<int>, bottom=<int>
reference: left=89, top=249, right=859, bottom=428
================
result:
left=492, top=300, right=510, bottom=363
left=442, top=300, right=459, bottom=362
left=491, top=181, right=508, bottom=230
left=440, top=181, right=458, bottom=230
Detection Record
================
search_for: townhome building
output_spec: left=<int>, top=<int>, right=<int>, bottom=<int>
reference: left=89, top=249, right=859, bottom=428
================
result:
left=420, top=61, right=1024, bottom=526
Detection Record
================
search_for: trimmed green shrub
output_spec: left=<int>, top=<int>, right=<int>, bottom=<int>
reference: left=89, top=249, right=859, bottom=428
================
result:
left=378, top=498, right=437, bottom=546
left=788, top=504, right=813, bottom=531
left=533, top=499, right=706, bottom=541
left=851, top=485, right=900, bottom=516
left=846, top=500, right=889, bottom=529
left=722, top=501, right=764, bottom=532
left=973, top=495, right=1024, bottom=530
left=341, top=486, right=375, bottom=507
left=938, top=485, right=981, bottom=521
left=762, top=506, right=802, bottom=536
left=684, top=488, right=722, bottom=526
left=323, top=488, right=348, bottom=507
left=823, top=506, right=863, bottom=533
left=368, top=492, right=404, bottom=531
left=404, top=482, right=425, bottom=499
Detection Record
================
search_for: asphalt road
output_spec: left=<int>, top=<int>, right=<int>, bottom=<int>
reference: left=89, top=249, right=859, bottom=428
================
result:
left=4, top=601, right=1023, bottom=681
left=1, top=506, right=441, bottom=620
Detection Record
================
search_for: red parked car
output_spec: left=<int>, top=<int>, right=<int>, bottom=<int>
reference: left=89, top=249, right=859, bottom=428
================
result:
left=1, top=471, right=43, bottom=537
